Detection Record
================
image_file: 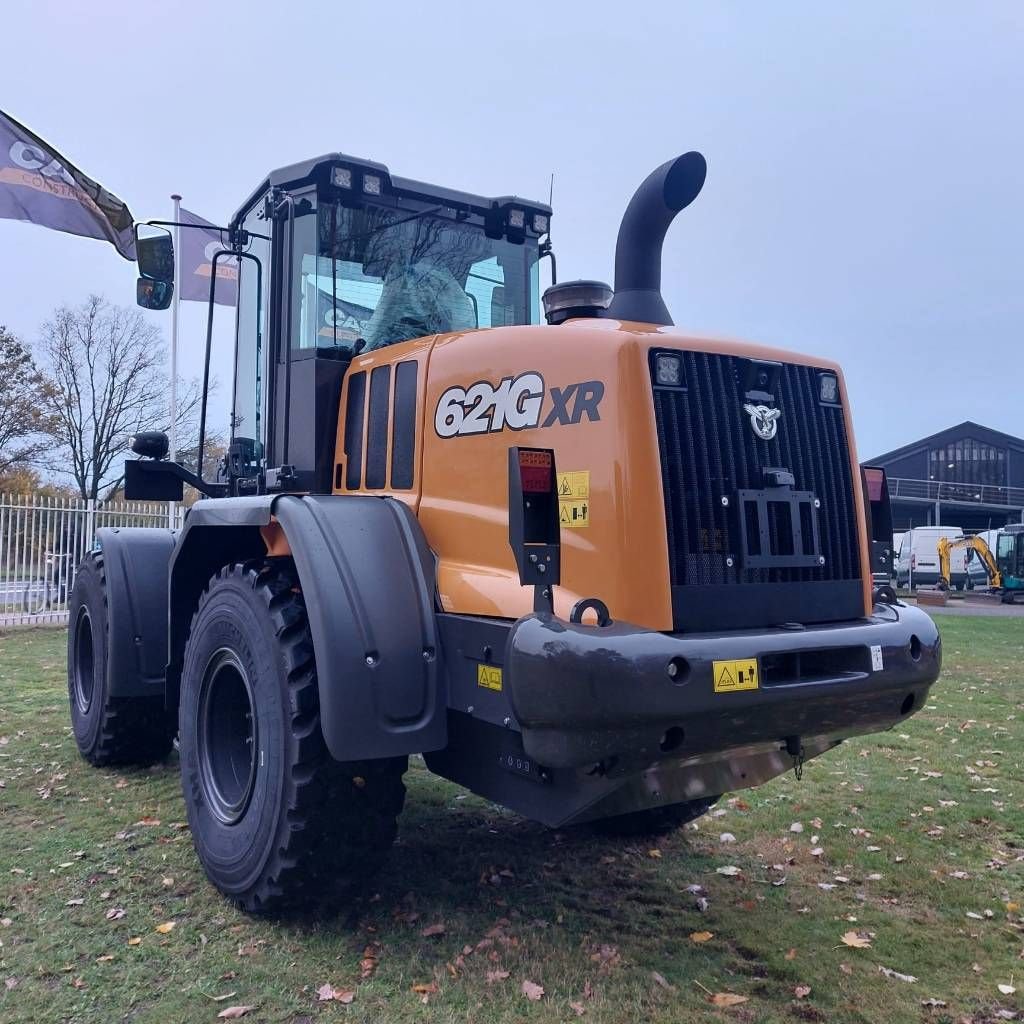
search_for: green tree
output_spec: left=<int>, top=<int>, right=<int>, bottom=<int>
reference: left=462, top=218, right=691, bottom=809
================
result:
left=0, top=325, right=55, bottom=477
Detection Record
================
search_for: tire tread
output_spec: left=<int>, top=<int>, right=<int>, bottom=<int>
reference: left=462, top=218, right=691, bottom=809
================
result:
left=71, top=551, right=173, bottom=767
left=185, top=561, right=406, bottom=915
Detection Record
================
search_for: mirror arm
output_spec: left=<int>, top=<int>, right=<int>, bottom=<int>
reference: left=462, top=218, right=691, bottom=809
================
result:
left=131, top=458, right=228, bottom=498
left=139, top=219, right=271, bottom=247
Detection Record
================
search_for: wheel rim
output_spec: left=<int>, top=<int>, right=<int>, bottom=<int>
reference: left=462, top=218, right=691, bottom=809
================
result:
left=73, top=608, right=95, bottom=713
left=197, top=648, right=258, bottom=826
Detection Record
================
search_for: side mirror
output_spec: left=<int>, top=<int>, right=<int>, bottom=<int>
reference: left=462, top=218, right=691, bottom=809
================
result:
left=137, top=277, right=173, bottom=310
left=136, top=228, right=175, bottom=283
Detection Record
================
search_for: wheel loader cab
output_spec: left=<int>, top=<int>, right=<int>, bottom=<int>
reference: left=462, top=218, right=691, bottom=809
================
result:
left=226, top=154, right=548, bottom=495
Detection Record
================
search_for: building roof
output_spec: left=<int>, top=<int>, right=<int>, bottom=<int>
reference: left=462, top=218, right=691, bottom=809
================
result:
left=868, top=421, right=1024, bottom=465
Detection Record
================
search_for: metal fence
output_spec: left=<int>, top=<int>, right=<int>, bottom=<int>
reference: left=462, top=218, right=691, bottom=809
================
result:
left=0, top=494, right=183, bottom=628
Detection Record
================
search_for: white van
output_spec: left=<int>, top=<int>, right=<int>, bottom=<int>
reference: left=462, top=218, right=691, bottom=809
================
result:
left=895, top=526, right=968, bottom=590
left=966, top=529, right=1001, bottom=589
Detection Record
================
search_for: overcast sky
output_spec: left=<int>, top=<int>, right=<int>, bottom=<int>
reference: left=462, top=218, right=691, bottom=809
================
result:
left=1, top=1, right=1020, bottom=460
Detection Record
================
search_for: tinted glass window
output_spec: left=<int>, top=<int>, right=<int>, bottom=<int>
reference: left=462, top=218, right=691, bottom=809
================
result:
left=292, top=201, right=540, bottom=351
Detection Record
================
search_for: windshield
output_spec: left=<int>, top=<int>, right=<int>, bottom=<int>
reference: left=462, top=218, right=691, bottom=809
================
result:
left=294, top=200, right=540, bottom=351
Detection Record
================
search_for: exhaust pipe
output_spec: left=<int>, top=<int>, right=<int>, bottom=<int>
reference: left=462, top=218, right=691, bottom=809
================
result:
left=604, top=151, right=707, bottom=327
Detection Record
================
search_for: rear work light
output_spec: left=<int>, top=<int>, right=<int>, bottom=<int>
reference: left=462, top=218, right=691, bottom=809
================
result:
left=819, top=371, right=840, bottom=404
left=861, top=465, right=895, bottom=592
left=654, top=352, right=683, bottom=387
left=508, top=447, right=560, bottom=612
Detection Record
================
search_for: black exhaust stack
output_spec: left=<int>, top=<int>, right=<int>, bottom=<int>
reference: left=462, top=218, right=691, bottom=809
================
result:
left=604, top=151, right=707, bottom=327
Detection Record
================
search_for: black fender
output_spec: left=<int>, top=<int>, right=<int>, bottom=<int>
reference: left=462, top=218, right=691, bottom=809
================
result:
left=168, top=494, right=445, bottom=761
left=94, top=526, right=177, bottom=697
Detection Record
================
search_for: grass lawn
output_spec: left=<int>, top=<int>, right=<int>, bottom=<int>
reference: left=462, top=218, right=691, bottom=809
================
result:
left=0, top=618, right=1021, bottom=1024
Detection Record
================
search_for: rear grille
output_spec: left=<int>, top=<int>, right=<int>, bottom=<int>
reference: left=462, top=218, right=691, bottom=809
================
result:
left=652, top=352, right=861, bottom=605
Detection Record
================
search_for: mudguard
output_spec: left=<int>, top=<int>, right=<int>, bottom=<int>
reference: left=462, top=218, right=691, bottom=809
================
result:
left=169, top=494, right=445, bottom=761
left=95, top=527, right=177, bottom=697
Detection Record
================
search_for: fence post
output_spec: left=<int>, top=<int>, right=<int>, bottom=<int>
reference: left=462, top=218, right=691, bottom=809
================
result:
left=86, top=497, right=97, bottom=552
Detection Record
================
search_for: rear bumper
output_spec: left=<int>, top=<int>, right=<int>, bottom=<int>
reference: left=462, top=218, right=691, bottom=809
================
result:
left=504, top=602, right=940, bottom=769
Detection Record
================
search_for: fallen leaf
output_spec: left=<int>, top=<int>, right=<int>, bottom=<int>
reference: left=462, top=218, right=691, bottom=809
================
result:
left=719, top=833, right=736, bottom=843
left=710, top=992, right=748, bottom=1007
left=65, top=898, right=84, bottom=907
left=570, top=1001, right=586, bottom=1016
left=840, top=931, right=872, bottom=949
left=794, top=985, right=811, bottom=998
left=648, top=849, right=662, bottom=859
left=785, top=948, right=797, bottom=961
left=998, top=983, right=1016, bottom=995
left=420, top=922, right=445, bottom=938
left=135, top=816, right=161, bottom=826
left=334, top=989, right=355, bottom=1004
left=155, top=921, right=175, bottom=934
left=878, top=965, right=917, bottom=983
left=790, top=822, right=804, bottom=833
left=95, top=955, right=114, bottom=963
left=689, top=931, right=714, bottom=944
left=105, top=908, right=126, bottom=921
left=127, top=937, right=141, bottom=946
left=716, top=865, right=741, bottom=876
left=486, top=969, right=510, bottom=984
left=652, top=971, right=674, bottom=991
left=316, top=984, right=336, bottom=1001
left=217, top=1008, right=254, bottom=1020
left=412, top=980, right=438, bottom=1004
left=839, top=963, right=853, bottom=975
left=921, top=998, right=947, bottom=1008
left=521, top=980, right=545, bottom=1001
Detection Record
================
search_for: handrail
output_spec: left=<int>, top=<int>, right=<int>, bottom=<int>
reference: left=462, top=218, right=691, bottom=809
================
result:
left=887, top=477, right=1024, bottom=507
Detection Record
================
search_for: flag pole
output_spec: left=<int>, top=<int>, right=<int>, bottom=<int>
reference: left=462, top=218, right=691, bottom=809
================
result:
left=169, top=194, right=182, bottom=463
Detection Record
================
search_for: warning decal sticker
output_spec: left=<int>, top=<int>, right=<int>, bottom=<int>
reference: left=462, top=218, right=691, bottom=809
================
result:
left=712, top=658, right=760, bottom=693
left=559, top=500, right=589, bottom=528
left=557, top=470, right=590, bottom=528
left=477, top=664, right=503, bottom=691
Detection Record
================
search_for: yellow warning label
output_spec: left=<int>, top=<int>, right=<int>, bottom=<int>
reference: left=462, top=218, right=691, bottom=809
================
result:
left=712, top=658, right=760, bottom=693
left=559, top=500, right=590, bottom=528
left=557, top=470, right=590, bottom=528
left=477, top=664, right=503, bottom=691
left=557, top=470, right=590, bottom=499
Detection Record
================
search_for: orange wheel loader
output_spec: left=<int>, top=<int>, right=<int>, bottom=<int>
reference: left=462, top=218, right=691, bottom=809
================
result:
left=67, top=150, right=940, bottom=913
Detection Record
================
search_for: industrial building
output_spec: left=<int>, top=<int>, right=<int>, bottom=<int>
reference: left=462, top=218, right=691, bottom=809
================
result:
left=868, top=421, right=1024, bottom=532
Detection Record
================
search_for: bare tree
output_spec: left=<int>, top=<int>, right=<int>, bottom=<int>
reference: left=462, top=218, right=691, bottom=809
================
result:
left=37, top=295, right=203, bottom=500
left=0, top=325, right=56, bottom=476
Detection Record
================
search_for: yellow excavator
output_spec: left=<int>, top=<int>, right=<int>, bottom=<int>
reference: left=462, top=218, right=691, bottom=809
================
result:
left=937, top=535, right=1001, bottom=591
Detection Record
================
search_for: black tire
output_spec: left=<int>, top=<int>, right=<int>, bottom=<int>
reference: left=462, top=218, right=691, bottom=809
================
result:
left=67, top=552, right=174, bottom=766
left=178, top=561, right=406, bottom=915
left=590, top=796, right=720, bottom=838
